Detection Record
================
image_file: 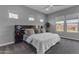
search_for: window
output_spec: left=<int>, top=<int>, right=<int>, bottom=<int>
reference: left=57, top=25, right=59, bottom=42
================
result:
left=66, top=19, right=78, bottom=32
left=8, top=12, right=19, bottom=19
left=28, top=17, right=35, bottom=21
left=40, top=19, right=44, bottom=23
left=56, top=21, right=64, bottom=32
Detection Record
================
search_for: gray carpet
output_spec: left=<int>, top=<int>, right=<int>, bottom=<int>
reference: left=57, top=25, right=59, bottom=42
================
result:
left=0, top=38, right=79, bottom=54
left=46, top=38, right=79, bottom=54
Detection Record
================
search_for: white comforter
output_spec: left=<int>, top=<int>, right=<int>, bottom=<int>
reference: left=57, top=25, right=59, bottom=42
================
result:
left=25, top=33, right=60, bottom=54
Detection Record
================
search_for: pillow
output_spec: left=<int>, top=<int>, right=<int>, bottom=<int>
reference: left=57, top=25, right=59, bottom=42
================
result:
left=42, top=28, right=46, bottom=33
left=24, top=29, right=35, bottom=36
left=40, top=28, right=46, bottom=33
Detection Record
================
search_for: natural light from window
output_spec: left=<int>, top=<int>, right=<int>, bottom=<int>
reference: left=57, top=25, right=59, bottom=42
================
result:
left=66, top=19, right=78, bottom=33
left=56, top=21, right=64, bottom=32
left=28, top=17, right=35, bottom=21
left=8, top=12, right=19, bottom=19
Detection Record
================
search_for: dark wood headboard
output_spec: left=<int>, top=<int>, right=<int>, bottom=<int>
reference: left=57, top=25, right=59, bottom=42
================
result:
left=15, top=25, right=36, bottom=43
left=15, top=25, right=35, bottom=29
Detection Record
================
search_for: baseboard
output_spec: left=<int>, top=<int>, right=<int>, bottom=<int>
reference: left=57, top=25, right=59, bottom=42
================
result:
left=61, top=36, right=79, bottom=41
left=0, top=41, right=14, bottom=47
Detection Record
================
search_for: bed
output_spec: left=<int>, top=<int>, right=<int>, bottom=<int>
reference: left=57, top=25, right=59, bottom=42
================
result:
left=24, top=32, right=60, bottom=54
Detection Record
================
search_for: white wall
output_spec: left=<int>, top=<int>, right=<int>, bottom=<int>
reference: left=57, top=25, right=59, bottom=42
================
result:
left=0, top=5, right=47, bottom=45
left=48, top=6, right=79, bottom=40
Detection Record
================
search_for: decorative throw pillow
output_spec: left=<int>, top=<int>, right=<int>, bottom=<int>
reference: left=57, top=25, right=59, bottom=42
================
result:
left=24, top=29, right=35, bottom=36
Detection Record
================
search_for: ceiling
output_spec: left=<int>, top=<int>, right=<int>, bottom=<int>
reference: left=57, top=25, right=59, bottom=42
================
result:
left=25, top=5, right=75, bottom=14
